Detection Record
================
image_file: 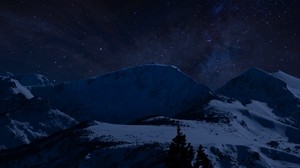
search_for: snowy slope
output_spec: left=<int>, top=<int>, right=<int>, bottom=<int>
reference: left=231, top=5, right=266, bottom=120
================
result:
left=272, top=70, right=300, bottom=98
left=0, top=76, right=33, bottom=100
left=53, top=112, right=299, bottom=168
left=0, top=107, right=299, bottom=168
left=0, top=75, right=77, bottom=149
left=86, top=116, right=300, bottom=167
left=0, top=93, right=78, bottom=150
left=217, top=68, right=300, bottom=128
left=31, top=64, right=214, bottom=123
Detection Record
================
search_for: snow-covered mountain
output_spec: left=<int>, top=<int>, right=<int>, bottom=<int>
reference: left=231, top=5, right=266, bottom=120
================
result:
left=217, top=68, right=300, bottom=128
left=272, top=70, right=300, bottom=99
left=14, top=74, right=50, bottom=87
left=31, top=64, right=214, bottom=123
left=0, top=65, right=300, bottom=168
left=0, top=72, right=50, bottom=87
left=0, top=75, right=33, bottom=100
left=0, top=111, right=299, bottom=168
left=0, top=75, right=77, bottom=149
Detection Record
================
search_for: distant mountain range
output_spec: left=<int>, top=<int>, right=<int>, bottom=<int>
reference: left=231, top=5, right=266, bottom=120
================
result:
left=0, top=64, right=299, bottom=168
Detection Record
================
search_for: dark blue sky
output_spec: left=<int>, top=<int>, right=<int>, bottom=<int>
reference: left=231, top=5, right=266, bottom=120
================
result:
left=0, top=0, right=299, bottom=89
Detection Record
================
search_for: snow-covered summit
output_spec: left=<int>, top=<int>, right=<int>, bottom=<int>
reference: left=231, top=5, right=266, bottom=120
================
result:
left=217, top=68, right=300, bottom=127
left=0, top=72, right=50, bottom=87
left=217, top=67, right=291, bottom=102
left=31, top=64, right=214, bottom=123
left=0, top=76, right=33, bottom=100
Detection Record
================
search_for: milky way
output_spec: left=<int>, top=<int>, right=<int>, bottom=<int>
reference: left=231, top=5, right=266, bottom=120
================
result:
left=0, top=0, right=299, bottom=89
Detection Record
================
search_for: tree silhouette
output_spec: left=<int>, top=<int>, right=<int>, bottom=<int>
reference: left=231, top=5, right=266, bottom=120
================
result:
left=193, top=145, right=212, bottom=168
left=165, top=125, right=194, bottom=168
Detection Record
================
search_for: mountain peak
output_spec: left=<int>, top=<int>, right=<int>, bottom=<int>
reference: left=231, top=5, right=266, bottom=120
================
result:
left=216, top=67, right=277, bottom=93
left=32, top=64, right=214, bottom=123
left=0, top=72, right=50, bottom=87
left=245, top=67, right=266, bottom=73
left=99, top=64, right=181, bottom=74
left=0, top=76, right=33, bottom=100
left=240, top=67, right=270, bottom=79
left=14, top=74, right=50, bottom=87
left=95, top=64, right=195, bottom=83
left=217, top=67, right=300, bottom=125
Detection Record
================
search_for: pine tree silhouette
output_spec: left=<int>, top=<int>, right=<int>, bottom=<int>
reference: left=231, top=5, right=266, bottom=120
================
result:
left=165, top=125, right=194, bottom=168
left=193, top=145, right=212, bottom=168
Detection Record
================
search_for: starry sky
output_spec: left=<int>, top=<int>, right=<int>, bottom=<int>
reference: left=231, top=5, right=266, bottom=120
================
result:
left=0, top=0, right=299, bottom=89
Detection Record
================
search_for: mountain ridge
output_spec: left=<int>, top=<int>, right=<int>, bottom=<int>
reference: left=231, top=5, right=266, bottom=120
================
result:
left=217, top=67, right=300, bottom=128
left=0, top=65, right=299, bottom=167
left=30, top=64, right=215, bottom=123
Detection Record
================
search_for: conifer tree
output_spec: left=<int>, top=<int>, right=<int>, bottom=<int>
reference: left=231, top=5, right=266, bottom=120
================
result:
left=193, top=145, right=212, bottom=168
left=165, top=125, right=194, bottom=168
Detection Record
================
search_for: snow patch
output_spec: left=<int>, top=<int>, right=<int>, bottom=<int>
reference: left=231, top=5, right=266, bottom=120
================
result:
left=272, top=71, right=300, bottom=98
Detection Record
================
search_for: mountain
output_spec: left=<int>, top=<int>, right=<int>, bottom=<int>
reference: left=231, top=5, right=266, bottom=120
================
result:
left=0, top=66, right=300, bottom=167
left=217, top=68, right=300, bottom=128
left=272, top=70, right=300, bottom=99
left=31, top=64, right=214, bottom=123
left=0, top=75, right=33, bottom=100
left=0, top=111, right=299, bottom=168
left=0, top=72, right=50, bottom=87
left=0, top=75, right=77, bottom=149
left=14, top=74, right=50, bottom=87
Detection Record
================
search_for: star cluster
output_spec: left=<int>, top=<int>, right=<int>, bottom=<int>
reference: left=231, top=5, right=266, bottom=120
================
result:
left=0, top=0, right=299, bottom=89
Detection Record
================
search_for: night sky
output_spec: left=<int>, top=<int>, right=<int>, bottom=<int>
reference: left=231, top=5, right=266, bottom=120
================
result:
left=0, top=0, right=299, bottom=89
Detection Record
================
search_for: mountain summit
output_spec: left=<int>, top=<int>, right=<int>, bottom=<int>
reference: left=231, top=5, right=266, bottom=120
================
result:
left=217, top=67, right=300, bottom=127
left=31, top=64, right=214, bottom=123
